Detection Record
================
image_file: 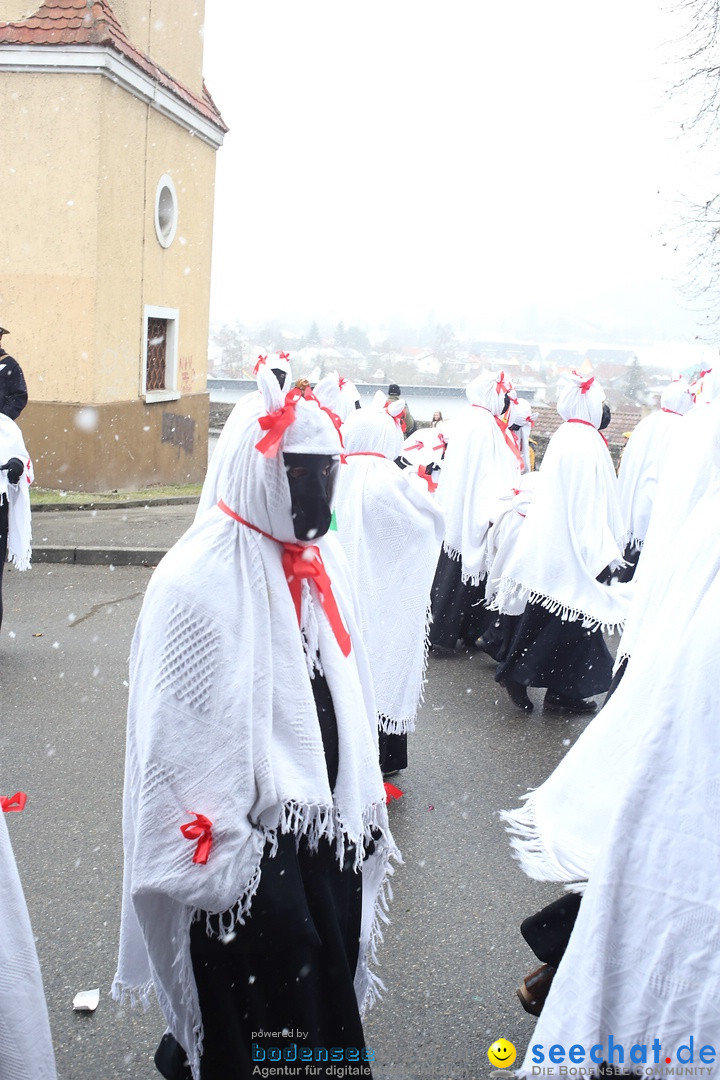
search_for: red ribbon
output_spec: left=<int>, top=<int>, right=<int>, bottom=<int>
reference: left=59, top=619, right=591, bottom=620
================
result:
left=384, top=781, right=404, bottom=804
left=253, top=353, right=268, bottom=375
left=181, top=812, right=213, bottom=864
left=278, top=351, right=290, bottom=362
left=418, top=464, right=438, bottom=493
left=496, top=370, right=511, bottom=396
left=433, top=433, right=448, bottom=454
left=217, top=501, right=352, bottom=657
left=567, top=417, right=608, bottom=446
left=255, top=387, right=304, bottom=457
left=281, top=544, right=352, bottom=657
left=345, top=451, right=386, bottom=459
left=661, top=407, right=682, bottom=415
left=579, top=375, right=595, bottom=394
left=403, top=441, right=424, bottom=453
left=0, top=792, right=27, bottom=812
left=383, top=401, right=406, bottom=434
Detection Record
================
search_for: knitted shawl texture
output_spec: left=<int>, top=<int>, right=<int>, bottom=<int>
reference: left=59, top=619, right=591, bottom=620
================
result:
left=334, top=405, right=444, bottom=733
left=0, top=809, right=56, bottom=1079
left=112, top=372, right=397, bottom=1079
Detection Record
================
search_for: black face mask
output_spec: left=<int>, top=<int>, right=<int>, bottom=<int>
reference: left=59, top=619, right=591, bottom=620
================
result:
left=283, top=453, right=339, bottom=541
left=271, top=368, right=287, bottom=390
left=599, top=403, right=612, bottom=431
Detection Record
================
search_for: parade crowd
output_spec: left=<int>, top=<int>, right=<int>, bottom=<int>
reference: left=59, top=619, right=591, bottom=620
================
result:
left=2, top=352, right=719, bottom=1080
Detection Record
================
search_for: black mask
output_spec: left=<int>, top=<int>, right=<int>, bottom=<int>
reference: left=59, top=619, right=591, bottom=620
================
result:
left=271, top=368, right=287, bottom=390
left=283, top=453, right=339, bottom=541
left=599, top=403, right=612, bottom=431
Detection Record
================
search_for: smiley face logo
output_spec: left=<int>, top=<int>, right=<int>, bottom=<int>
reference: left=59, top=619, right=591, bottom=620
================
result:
left=488, top=1038, right=517, bottom=1068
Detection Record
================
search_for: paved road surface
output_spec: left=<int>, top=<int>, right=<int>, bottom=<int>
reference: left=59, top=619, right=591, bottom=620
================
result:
left=0, top=564, right=603, bottom=1080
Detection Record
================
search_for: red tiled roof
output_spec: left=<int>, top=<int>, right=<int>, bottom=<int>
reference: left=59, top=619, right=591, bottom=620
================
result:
left=0, top=0, right=228, bottom=133
left=532, top=403, right=643, bottom=447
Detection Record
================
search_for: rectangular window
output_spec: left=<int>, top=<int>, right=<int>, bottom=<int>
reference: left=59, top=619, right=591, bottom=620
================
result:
left=142, top=305, right=180, bottom=401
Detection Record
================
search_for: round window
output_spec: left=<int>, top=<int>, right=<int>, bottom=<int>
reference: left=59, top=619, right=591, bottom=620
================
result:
left=154, top=174, right=178, bottom=248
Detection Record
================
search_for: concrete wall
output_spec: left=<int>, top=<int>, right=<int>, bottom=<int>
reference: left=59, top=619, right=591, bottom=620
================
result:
left=20, top=394, right=209, bottom=491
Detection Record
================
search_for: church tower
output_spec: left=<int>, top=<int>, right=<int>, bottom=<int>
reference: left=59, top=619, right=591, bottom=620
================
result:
left=0, top=0, right=227, bottom=490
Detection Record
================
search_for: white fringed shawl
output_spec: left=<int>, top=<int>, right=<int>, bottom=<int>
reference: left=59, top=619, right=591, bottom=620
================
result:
left=490, top=399, right=630, bottom=635
left=615, top=398, right=720, bottom=670
left=334, top=405, right=444, bottom=734
left=484, top=473, right=537, bottom=616
left=0, top=808, right=56, bottom=1079
left=435, top=371, right=522, bottom=585
left=503, top=468, right=720, bottom=1079
left=0, top=415, right=32, bottom=571
left=113, top=372, right=398, bottom=1080
left=617, top=381, right=693, bottom=550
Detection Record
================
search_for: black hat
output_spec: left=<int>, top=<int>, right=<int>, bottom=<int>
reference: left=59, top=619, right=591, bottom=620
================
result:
left=388, top=383, right=401, bottom=397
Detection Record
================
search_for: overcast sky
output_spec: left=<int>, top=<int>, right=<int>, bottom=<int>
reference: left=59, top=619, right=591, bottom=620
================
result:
left=201, top=1, right=717, bottom=347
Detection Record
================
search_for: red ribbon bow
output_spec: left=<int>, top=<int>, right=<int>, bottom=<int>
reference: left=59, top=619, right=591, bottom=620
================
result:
left=433, top=433, right=448, bottom=454
left=403, top=441, right=424, bottom=453
left=255, top=387, right=304, bottom=457
left=0, top=792, right=27, bottom=812
left=384, top=782, right=404, bottom=804
left=496, top=370, right=510, bottom=396
left=418, top=464, right=438, bottom=493
left=578, top=374, right=595, bottom=394
left=180, top=812, right=213, bottom=865
left=282, top=544, right=352, bottom=656
left=253, top=353, right=268, bottom=375
left=278, top=351, right=290, bottom=362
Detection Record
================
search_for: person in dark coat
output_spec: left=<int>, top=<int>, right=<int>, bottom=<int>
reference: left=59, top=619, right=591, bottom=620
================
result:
left=0, top=328, right=28, bottom=420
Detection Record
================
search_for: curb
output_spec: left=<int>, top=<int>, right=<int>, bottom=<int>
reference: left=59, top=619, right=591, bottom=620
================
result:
left=33, top=546, right=168, bottom=566
left=31, top=496, right=199, bottom=513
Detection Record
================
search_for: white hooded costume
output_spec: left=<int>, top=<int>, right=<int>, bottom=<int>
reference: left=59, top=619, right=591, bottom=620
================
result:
left=113, top=368, right=398, bottom=1079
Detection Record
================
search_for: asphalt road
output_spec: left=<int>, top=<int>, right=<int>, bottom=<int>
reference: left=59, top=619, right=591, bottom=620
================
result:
left=0, top=563, right=604, bottom=1080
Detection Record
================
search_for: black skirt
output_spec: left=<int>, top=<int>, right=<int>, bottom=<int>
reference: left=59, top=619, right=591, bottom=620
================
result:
left=429, top=548, right=492, bottom=650
left=495, top=602, right=614, bottom=698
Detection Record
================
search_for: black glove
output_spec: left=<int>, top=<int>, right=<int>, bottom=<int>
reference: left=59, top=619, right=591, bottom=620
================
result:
left=0, top=457, right=24, bottom=484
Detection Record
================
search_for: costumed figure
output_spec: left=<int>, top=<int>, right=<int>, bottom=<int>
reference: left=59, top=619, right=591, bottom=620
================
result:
left=0, top=414, right=33, bottom=631
left=334, top=393, right=444, bottom=777
left=506, top=395, right=536, bottom=473
left=397, top=424, right=449, bottom=487
left=0, top=794, right=56, bottom=1079
left=428, top=370, right=523, bottom=655
left=478, top=472, right=537, bottom=663
left=491, top=371, right=630, bottom=714
left=501, top=439, right=720, bottom=1077
left=612, top=381, right=720, bottom=688
left=616, top=377, right=694, bottom=576
left=113, top=367, right=398, bottom=1080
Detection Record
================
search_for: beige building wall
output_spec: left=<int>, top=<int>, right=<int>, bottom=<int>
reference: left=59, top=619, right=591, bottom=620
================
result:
left=0, top=0, right=224, bottom=490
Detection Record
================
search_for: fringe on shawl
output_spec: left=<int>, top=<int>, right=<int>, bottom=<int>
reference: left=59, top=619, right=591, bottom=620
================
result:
left=8, top=546, right=31, bottom=571
left=500, top=795, right=587, bottom=893
left=110, top=975, right=156, bottom=1011
left=377, top=603, right=433, bottom=735
left=489, top=577, right=625, bottom=636
left=442, top=542, right=487, bottom=588
left=354, top=809, right=401, bottom=1015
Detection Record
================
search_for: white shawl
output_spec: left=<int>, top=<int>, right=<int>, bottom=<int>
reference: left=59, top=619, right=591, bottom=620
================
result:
left=503, top=466, right=720, bottom=1079
left=113, top=370, right=398, bottom=1080
left=0, top=808, right=56, bottom=1079
left=491, top=375, right=630, bottom=634
left=0, top=415, right=32, bottom=571
left=617, top=380, right=693, bottom=550
left=435, top=370, right=522, bottom=584
left=616, top=398, right=720, bottom=670
left=334, top=403, right=444, bottom=734
left=484, top=473, right=537, bottom=616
